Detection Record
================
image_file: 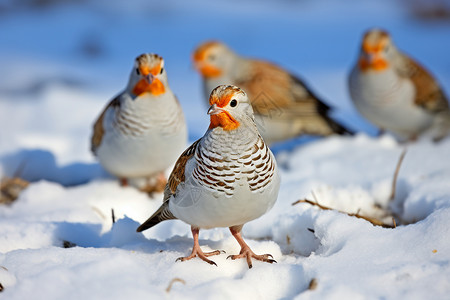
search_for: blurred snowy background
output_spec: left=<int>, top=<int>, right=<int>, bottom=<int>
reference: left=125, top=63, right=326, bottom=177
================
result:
left=1, top=0, right=450, bottom=299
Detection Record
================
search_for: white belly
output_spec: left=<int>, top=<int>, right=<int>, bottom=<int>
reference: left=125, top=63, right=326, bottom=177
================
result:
left=96, top=93, right=187, bottom=178
left=349, top=68, right=433, bottom=139
left=169, top=167, right=280, bottom=229
left=97, top=127, right=186, bottom=178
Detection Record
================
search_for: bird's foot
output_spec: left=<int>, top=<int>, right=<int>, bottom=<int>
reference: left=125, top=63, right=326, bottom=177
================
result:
left=140, top=173, right=167, bottom=194
left=119, top=178, right=128, bottom=187
left=227, top=246, right=276, bottom=269
left=176, top=247, right=224, bottom=266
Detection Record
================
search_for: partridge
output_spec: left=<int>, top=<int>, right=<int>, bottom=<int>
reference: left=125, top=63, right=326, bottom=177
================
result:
left=137, top=85, right=280, bottom=268
left=349, top=28, right=450, bottom=141
left=192, top=41, right=352, bottom=145
left=91, top=53, right=187, bottom=192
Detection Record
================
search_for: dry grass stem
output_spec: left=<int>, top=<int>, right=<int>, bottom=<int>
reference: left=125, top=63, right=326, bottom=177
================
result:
left=111, top=208, right=116, bottom=224
left=308, top=278, right=318, bottom=290
left=166, top=278, right=186, bottom=293
left=0, top=177, right=29, bottom=204
left=293, top=199, right=395, bottom=228
left=390, top=149, right=407, bottom=201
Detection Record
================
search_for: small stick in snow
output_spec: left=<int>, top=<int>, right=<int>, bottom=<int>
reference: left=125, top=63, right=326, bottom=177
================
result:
left=63, top=240, right=76, bottom=248
left=311, top=190, right=319, bottom=204
left=111, top=208, right=116, bottom=224
left=0, top=282, right=3, bottom=292
left=166, top=278, right=186, bottom=293
left=308, top=278, right=318, bottom=290
left=292, top=198, right=330, bottom=211
left=292, top=199, right=395, bottom=228
left=91, top=206, right=106, bottom=220
left=390, top=149, right=407, bottom=201
left=0, top=177, right=29, bottom=204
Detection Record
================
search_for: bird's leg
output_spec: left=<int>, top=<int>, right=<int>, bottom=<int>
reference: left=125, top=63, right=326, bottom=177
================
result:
left=155, top=172, right=168, bottom=192
left=140, top=172, right=167, bottom=194
left=227, top=225, right=276, bottom=269
left=119, top=178, right=128, bottom=187
left=176, top=226, right=223, bottom=266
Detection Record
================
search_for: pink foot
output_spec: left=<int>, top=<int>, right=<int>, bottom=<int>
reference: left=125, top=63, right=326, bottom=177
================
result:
left=176, top=227, right=224, bottom=266
left=119, top=178, right=128, bottom=187
left=228, top=225, right=276, bottom=269
left=141, top=172, right=167, bottom=194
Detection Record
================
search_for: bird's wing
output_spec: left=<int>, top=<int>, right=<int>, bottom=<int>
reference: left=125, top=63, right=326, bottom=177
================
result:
left=398, top=55, right=449, bottom=113
left=235, top=60, right=351, bottom=135
left=235, top=59, right=329, bottom=117
left=167, top=138, right=201, bottom=194
left=90, top=95, right=121, bottom=154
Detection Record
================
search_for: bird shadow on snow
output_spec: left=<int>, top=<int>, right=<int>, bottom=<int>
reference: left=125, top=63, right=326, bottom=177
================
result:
left=1, top=149, right=111, bottom=186
left=53, top=216, right=198, bottom=255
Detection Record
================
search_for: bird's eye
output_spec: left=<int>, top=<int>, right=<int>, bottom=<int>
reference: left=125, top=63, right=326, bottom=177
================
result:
left=230, top=99, right=237, bottom=107
left=136, top=68, right=140, bottom=75
left=384, top=45, right=390, bottom=52
left=208, top=54, right=215, bottom=61
left=160, top=67, right=164, bottom=74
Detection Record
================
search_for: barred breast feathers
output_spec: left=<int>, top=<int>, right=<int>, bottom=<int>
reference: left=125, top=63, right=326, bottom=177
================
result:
left=112, top=92, right=184, bottom=138
left=192, top=127, right=275, bottom=197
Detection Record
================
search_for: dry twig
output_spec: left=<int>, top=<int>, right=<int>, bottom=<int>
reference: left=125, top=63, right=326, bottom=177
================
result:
left=166, top=278, right=186, bottom=293
left=390, top=149, right=407, bottom=201
left=0, top=177, right=29, bottom=204
left=293, top=199, right=395, bottom=228
left=308, top=278, right=318, bottom=290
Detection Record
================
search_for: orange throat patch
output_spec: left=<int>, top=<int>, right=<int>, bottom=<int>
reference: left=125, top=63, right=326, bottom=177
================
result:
left=132, top=78, right=165, bottom=96
left=209, top=112, right=240, bottom=131
left=359, top=57, right=388, bottom=72
left=197, top=64, right=222, bottom=78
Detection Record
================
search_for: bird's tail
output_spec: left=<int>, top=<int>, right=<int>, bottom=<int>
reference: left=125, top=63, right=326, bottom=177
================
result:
left=325, top=115, right=354, bottom=136
left=136, top=201, right=177, bottom=232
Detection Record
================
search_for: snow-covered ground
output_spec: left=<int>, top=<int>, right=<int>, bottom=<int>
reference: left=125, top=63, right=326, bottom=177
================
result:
left=1, top=0, right=450, bottom=299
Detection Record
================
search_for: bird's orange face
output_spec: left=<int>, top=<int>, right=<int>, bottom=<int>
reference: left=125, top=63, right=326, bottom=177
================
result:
left=208, top=88, right=240, bottom=131
left=192, top=41, right=223, bottom=78
left=358, top=30, right=390, bottom=72
left=132, top=54, right=166, bottom=96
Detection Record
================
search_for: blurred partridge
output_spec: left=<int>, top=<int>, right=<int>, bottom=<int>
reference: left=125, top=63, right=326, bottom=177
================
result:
left=349, top=28, right=450, bottom=141
left=192, top=41, right=352, bottom=145
left=91, top=53, right=187, bottom=193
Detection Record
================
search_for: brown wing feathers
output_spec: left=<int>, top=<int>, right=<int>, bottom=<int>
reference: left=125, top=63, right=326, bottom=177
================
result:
left=91, top=96, right=120, bottom=154
left=236, top=60, right=352, bottom=135
left=400, top=56, right=449, bottom=114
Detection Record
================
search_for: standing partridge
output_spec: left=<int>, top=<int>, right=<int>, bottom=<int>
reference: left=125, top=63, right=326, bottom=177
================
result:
left=192, top=41, right=352, bottom=145
left=137, top=85, right=280, bottom=268
left=349, top=28, right=450, bottom=141
left=91, top=53, right=187, bottom=193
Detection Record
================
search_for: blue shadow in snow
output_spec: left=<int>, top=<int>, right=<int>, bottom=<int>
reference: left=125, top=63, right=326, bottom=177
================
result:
left=1, top=148, right=111, bottom=186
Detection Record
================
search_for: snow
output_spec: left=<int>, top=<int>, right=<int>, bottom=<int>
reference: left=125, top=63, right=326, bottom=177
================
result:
left=1, top=0, right=450, bottom=299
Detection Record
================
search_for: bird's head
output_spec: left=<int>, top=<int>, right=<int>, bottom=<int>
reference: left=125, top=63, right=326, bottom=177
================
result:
left=207, top=85, right=254, bottom=131
left=192, top=41, right=235, bottom=79
left=130, top=53, right=167, bottom=96
left=358, top=29, right=395, bottom=72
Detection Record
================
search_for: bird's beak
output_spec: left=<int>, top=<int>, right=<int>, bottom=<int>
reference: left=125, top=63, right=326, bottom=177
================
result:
left=144, top=73, right=154, bottom=84
left=207, top=104, right=223, bottom=115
